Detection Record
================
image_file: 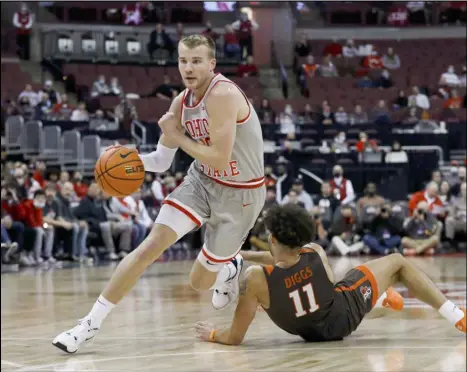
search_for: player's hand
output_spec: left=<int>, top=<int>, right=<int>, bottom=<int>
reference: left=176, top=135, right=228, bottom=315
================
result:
left=158, top=112, right=178, bottom=137
left=195, top=321, right=216, bottom=342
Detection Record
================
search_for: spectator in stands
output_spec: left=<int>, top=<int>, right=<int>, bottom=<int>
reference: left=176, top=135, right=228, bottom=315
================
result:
left=13, top=3, right=33, bottom=60
left=21, top=189, right=54, bottom=264
left=57, top=171, right=70, bottom=191
left=264, top=165, right=277, bottom=188
left=439, top=180, right=452, bottom=205
left=71, top=102, right=90, bottom=122
left=18, top=95, right=34, bottom=121
left=362, top=203, right=403, bottom=255
left=317, top=55, right=339, bottom=77
left=402, top=201, right=440, bottom=256
left=281, top=178, right=313, bottom=211
left=147, top=23, right=174, bottom=60
left=201, top=21, right=219, bottom=43
left=126, top=189, right=153, bottom=232
left=444, top=89, right=463, bottom=109
left=393, top=90, right=408, bottom=109
left=18, top=84, right=39, bottom=107
left=430, top=170, right=443, bottom=187
left=72, top=172, right=88, bottom=199
left=334, top=106, right=348, bottom=125
left=223, top=24, right=241, bottom=59
left=91, top=75, right=110, bottom=98
left=34, top=92, right=52, bottom=121
left=310, top=206, right=330, bottom=249
left=109, top=77, right=123, bottom=96
left=274, top=159, right=293, bottom=203
left=264, top=186, right=278, bottom=209
left=300, top=54, right=318, bottom=80
left=299, top=103, right=315, bottom=124
left=439, top=65, right=461, bottom=88
left=149, top=75, right=179, bottom=101
left=376, top=69, right=393, bottom=89
left=445, top=182, right=467, bottom=246
left=32, top=160, right=47, bottom=189
left=408, top=181, right=444, bottom=217
left=114, top=97, right=138, bottom=130
left=295, top=34, right=311, bottom=59
left=1, top=188, right=25, bottom=264
left=402, top=107, right=420, bottom=125
left=407, top=1, right=431, bottom=25
left=451, top=166, right=466, bottom=197
left=1, top=222, right=19, bottom=265
left=39, top=80, right=60, bottom=105
left=349, top=105, right=368, bottom=125
left=371, top=100, right=391, bottom=124
left=236, top=55, right=258, bottom=77
left=52, top=93, right=74, bottom=120
left=459, top=65, right=466, bottom=87
left=282, top=189, right=305, bottom=209
left=175, top=22, right=185, bottom=43
left=329, top=205, right=364, bottom=256
left=314, top=182, right=340, bottom=226
left=382, top=47, right=401, bottom=70
left=232, top=12, right=259, bottom=58
left=257, top=99, right=275, bottom=124
left=89, top=110, right=112, bottom=130
left=362, top=46, right=384, bottom=69
left=319, top=103, right=334, bottom=125
left=330, top=165, right=355, bottom=205
left=323, top=38, right=342, bottom=58
left=342, top=39, right=358, bottom=58
left=332, top=131, right=348, bottom=153
left=279, top=104, right=296, bottom=134
left=357, top=182, right=386, bottom=216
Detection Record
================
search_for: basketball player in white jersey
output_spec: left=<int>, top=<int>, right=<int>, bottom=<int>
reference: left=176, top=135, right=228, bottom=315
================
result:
left=52, top=34, right=266, bottom=353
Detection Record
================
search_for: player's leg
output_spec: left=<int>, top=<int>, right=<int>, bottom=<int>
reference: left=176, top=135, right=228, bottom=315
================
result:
left=362, top=253, right=465, bottom=332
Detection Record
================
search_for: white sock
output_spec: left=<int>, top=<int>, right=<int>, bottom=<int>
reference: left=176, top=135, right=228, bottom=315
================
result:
left=331, top=237, right=350, bottom=255
left=88, top=295, right=115, bottom=327
left=438, top=300, right=464, bottom=324
left=209, top=262, right=236, bottom=290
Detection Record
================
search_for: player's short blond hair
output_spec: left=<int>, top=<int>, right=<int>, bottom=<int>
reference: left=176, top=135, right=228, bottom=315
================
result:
left=179, top=34, right=216, bottom=59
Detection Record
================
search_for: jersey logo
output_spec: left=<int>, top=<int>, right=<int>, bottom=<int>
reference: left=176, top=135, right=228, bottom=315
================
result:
left=360, top=286, right=372, bottom=302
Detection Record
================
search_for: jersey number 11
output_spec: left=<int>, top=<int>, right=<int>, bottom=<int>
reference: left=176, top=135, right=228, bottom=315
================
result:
left=289, top=283, right=320, bottom=318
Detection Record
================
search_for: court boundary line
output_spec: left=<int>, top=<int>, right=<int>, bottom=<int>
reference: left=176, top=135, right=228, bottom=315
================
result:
left=1, top=359, right=25, bottom=368
left=14, top=345, right=461, bottom=372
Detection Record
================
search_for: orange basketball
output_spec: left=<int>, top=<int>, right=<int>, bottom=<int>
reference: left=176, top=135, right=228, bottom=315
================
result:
left=94, top=146, right=145, bottom=197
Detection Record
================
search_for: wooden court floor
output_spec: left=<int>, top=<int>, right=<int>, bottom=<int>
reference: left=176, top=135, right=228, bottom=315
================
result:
left=1, top=255, right=466, bottom=372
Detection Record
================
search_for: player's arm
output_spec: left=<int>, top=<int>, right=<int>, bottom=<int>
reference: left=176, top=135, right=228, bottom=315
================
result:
left=195, top=266, right=262, bottom=345
left=139, top=93, right=183, bottom=173
left=241, top=250, right=274, bottom=265
left=165, top=83, right=238, bottom=171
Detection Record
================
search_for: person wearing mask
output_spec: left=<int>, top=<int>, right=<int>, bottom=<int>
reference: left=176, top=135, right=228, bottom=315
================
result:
left=430, top=170, right=443, bottom=187
left=357, top=183, right=386, bottom=224
left=109, top=77, right=122, bottom=96
left=445, top=182, right=467, bottom=247
left=408, top=181, right=444, bottom=217
left=439, top=181, right=452, bottom=206
left=332, top=131, right=348, bottom=153
left=393, top=90, right=408, bottom=109
left=274, top=161, right=293, bottom=204
left=362, top=204, right=404, bottom=255
left=329, top=165, right=355, bottom=205
left=349, top=105, right=369, bottom=125
left=313, top=182, right=340, bottom=228
left=279, top=104, right=296, bottom=135
left=280, top=178, right=313, bottom=211
left=310, top=206, right=330, bottom=249
left=401, top=201, right=440, bottom=256
left=231, top=12, right=259, bottom=58
left=57, top=182, right=90, bottom=262
left=20, top=189, right=54, bottom=264
left=13, top=3, right=33, bottom=60
left=91, top=75, right=110, bottom=98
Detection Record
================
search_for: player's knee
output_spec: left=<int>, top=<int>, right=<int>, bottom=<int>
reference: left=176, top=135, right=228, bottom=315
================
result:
left=134, top=226, right=173, bottom=263
left=389, top=252, right=405, bottom=267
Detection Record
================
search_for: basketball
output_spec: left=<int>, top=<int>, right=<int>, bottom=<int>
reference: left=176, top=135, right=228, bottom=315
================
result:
left=94, top=146, right=145, bottom=197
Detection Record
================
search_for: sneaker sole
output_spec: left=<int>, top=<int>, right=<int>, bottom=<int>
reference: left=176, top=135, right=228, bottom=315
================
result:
left=212, top=257, right=244, bottom=311
left=52, top=341, right=77, bottom=354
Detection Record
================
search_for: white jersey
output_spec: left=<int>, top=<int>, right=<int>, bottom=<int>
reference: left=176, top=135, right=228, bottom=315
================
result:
left=181, top=73, right=265, bottom=189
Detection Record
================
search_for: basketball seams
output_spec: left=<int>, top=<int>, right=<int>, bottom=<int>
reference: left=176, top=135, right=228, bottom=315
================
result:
left=96, top=159, right=142, bottom=180
left=100, top=173, right=126, bottom=197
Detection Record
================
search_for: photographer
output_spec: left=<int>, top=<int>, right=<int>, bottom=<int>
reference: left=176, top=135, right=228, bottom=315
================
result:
left=401, top=201, right=440, bottom=256
left=310, top=206, right=330, bottom=249
left=362, top=203, right=403, bottom=255
left=329, top=205, right=364, bottom=256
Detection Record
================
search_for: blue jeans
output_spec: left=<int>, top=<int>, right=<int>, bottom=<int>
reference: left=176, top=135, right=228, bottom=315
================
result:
left=225, top=43, right=241, bottom=59
left=7, top=221, right=25, bottom=252
left=71, top=222, right=89, bottom=258
left=132, top=223, right=147, bottom=250
left=1, top=224, right=10, bottom=243
left=363, top=234, right=401, bottom=255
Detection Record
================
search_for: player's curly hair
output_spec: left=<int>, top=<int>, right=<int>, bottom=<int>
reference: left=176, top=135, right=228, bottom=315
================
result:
left=264, top=204, right=316, bottom=249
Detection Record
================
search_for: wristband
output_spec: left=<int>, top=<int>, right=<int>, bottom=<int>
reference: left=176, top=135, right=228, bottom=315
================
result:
left=209, top=329, right=217, bottom=342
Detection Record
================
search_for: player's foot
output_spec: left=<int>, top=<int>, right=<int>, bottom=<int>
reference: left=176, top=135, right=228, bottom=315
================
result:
left=52, top=316, right=99, bottom=354
left=212, top=254, right=244, bottom=310
left=382, top=287, right=404, bottom=311
left=455, top=307, right=466, bottom=333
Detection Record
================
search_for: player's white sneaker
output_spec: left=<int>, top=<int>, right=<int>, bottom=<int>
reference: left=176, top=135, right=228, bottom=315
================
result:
left=52, top=317, right=99, bottom=354
left=212, top=254, right=244, bottom=310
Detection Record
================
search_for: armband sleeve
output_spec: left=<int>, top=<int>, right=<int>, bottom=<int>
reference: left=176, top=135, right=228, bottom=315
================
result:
left=139, top=143, right=178, bottom=173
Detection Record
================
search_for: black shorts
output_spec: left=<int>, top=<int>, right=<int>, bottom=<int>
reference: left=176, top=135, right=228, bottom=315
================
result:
left=327, top=265, right=379, bottom=339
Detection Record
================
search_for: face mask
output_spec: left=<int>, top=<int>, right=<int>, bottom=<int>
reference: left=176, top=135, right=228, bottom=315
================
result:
left=367, top=190, right=375, bottom=197
left=33, top=201, right=45, bottom=209
left=16, top=177, right=25, bottom=185
left=74, top=177, right=82, bottom=182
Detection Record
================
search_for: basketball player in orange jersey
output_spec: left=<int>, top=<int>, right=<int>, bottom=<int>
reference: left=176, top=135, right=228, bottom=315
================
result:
left=195, top=204, right=466, bottom=345
left=53, top=34, right=266, bottom=353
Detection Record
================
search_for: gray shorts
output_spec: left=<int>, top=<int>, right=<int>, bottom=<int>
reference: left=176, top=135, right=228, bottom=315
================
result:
left=155, top=166, right=266, bottom=261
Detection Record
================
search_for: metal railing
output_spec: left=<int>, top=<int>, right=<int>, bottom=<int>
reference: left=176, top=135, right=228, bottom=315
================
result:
left=131, top=119, right=147, bottom=145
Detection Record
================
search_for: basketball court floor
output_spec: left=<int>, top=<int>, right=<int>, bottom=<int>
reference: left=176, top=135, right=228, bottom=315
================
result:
left=1, top=255, right=466, bottom=372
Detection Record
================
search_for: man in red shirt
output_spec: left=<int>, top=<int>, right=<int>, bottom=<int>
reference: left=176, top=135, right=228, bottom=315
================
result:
left=72, top=172, right=88, bottom=199
left=20, top=189, right=55, bottom=264
left=356, top=132, right=379, bottom=153
left=408, top=181, right=445, bottom=217
left=323, top=38, right=342, bottom=57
